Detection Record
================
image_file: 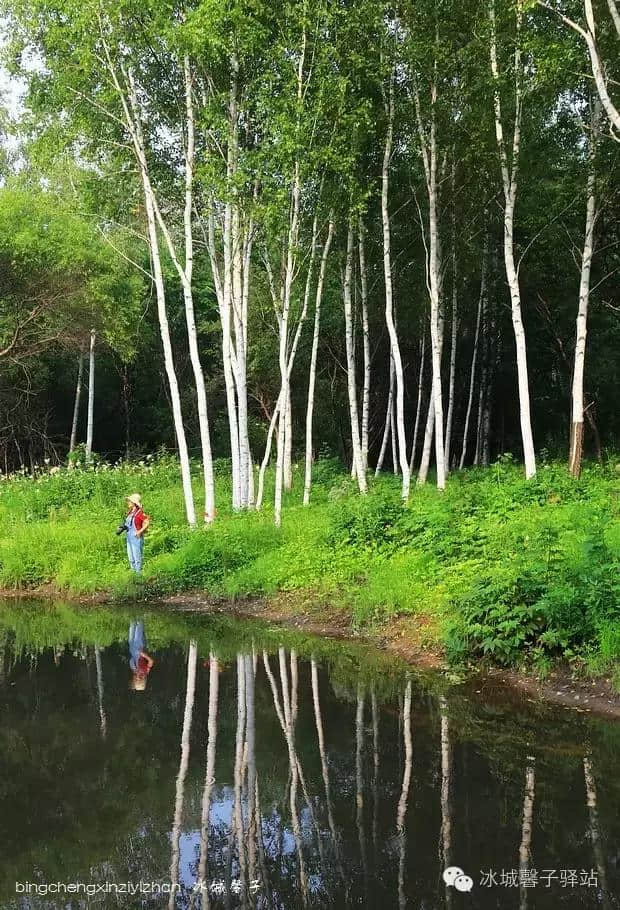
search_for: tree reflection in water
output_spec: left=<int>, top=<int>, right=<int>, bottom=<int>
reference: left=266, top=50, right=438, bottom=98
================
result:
left=0, top=627, right=618, bottom=910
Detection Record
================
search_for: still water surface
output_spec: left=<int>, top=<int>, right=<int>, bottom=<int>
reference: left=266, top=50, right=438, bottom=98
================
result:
left=0, top=601, right=618, bottom=909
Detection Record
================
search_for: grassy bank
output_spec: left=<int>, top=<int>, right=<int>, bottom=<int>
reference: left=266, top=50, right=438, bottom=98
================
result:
left=0, top=454, right=618, bottom=676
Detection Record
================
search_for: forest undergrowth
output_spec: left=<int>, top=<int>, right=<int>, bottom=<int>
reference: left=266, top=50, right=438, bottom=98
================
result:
left=0, top=452, right=618, bottom=679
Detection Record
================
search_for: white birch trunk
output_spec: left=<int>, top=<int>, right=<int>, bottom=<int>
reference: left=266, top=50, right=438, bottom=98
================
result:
left=303, top=218, right=335, bottom=505
left=274, top=24, right=307, bottom=527
left=390, top=398, right=398, bottom=474
left=358, top=218, right=371, bottom=475
left=489, top=0, right=536, bottom=478
left=223, top=55, right=242, bottom=509
left=196, top=654, right=219, bottom=902
left=284, top=385, right=293, bottom=492
left=417, top=395, right=435, bottom=485
left=233, top=654, right=248, bottom=898
left=232, top=209, right=250, bottom=507
left=519, top=760, right=535, bottom=910
left=413, top=74, right=446, bottom=490
left=344, top=217, right=367, bottom=492
left=397, top=680, right=413, bottom=910
left=69, top=351, right=84, bottom=454
left=310, top=657, right=346, bottom=886
left=417, top=307, right=444, bottom=485
left=256, top=395, right=281, bottom=511
left=94, top=646, right=106, bottom=740
left=444, top=163, right=458, bottom=471
left=85, top=328, right=95, bottom=461
left=583, top=754, right=611, bottom=908
left=168, top=641, right=198, bottom=910
left=569, top=98, right=600, bottom=477
left=274, top=162, right=301, bottom=528
left=382, top=73, right=411, bottom=499
left=111, top=60, right=196, bottom=525
left=154, top=57, right=216, bottom=522
left=356, top=684, right=369, bottom=902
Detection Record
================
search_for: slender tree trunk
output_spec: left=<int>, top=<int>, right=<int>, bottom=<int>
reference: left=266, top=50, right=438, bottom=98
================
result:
left=440, top=697, right=452, bottom=909
left=85, top=328, right=95, bottom=461
left=155, top=57, right=216, bottom=522
left=263, top=650, right=308, bottom=904
left=344, top=216, right=367, bottom=492
left=244, top=654, right=257, bottom=886
left=396, top=680, right=413, bottom=910
left=274, top=25, right=307, bottom=527
left=409, top=330, right=426, bottom=473
left=382, top=73, right=411, bottom=499
left=569, top=98, right=600, bottom=478
left=232, top=208, right=251, bottom=508
left=94, top=646, right=106, bottom=741
left=356, top=684, right=369, bottom=902
left=489, top=0, right=536, bottom=478
left=371, top=686, right=379, bottom=856
left=390, top=399, right=398, bottom=474
left=310, top=657, right=346, bottom=890
left=413, top=69, right=446, bottom=489
left=69, top=351, right=84, bottom=454
left=474, top=264, right=490, bottom=467
left=375, top=353, right=395, bottom=476
left=518, top=759, right=535, bottom=910
left=444, top=162, right=458, bottom=472
left=224, top=57, right=242, bottom=510
left=274, top=163, right=301, bottom=528
left=196, top=654, right=219, bottom=907
left=417, top=395, right=435, bottom=485
left=583, top=753, right=611, bottom=910
left=418, top=302, right=444, bottom=485
left=168, top=641, right=198, bottom=910
left=460, top=245, right=486, bottom=469
left=256, top=395, right=281, bottom=511
left=284, top=386, right=293, bottom=491
left=119, top=64, right=196, bottom=525
left=358, top=218, right=371, bottom=475
left=303, top=218, right=335, bottom=505
left=233, top=654, right=248, bottom=901
left=482, top=304, right=497, bottom=466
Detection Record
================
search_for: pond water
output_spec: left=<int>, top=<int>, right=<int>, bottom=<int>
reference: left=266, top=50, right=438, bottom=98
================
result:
left=0, top=600, right=618, bottom=909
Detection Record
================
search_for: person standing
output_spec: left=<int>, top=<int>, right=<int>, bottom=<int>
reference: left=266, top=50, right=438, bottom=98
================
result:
left=125, top=493, right=150, bottom=573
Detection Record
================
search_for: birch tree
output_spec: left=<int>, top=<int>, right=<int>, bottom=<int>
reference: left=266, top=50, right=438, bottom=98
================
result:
left=489, top=0, right=537, bottom=478
left=343, top=215, right=367, bottom=491
left=150, top=54, right=216, bottom=521
left=169, top=641, right=198, bottom=910
left=303, top=217, right=335, bottom=505
left=569, top=97, right=601, bottom=477
left=412, top=60, right=447, bottom=490
left=85, top=328, right=95, bottom=461
left=358, top=216, right=371, bottom=475
left=69, top=351, right=84, bottom=455
left=382, top=69, right=411, bottom=498
left=538, top=0, right=620, bottom=138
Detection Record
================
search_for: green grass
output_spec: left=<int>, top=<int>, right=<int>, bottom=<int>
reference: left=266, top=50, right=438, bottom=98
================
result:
left=0, top=452, right=618, bottom=672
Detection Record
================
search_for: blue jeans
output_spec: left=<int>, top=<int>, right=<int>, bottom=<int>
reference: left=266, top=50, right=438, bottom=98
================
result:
left=129, top=620, right=146, bottom=670
left=127, top=533, right=143, bottom=573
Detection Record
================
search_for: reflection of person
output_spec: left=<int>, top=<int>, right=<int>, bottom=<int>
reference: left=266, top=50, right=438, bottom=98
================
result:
left=125, top=493, right=150, bottom=574
left=128, top=620, right=154, bottom=692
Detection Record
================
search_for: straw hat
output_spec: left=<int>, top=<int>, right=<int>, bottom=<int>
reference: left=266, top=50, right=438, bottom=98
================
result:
left=126, top=493, right=142, bottom=507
